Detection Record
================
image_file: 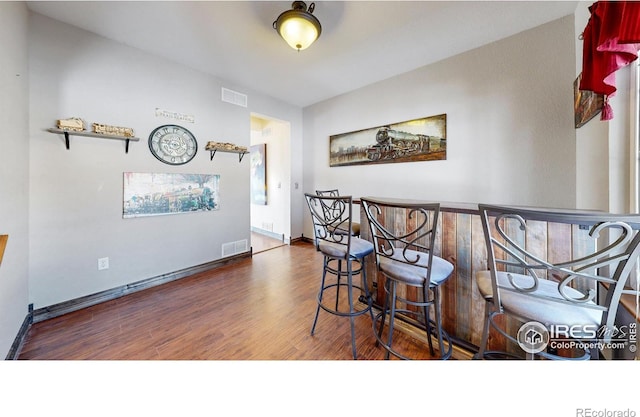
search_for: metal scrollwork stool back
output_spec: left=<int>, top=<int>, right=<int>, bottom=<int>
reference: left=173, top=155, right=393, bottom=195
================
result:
left=316, top=189, right=361, bottom=238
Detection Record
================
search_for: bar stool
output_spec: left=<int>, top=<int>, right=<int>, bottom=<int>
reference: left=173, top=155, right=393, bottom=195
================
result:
left=475, top=204, right=640, bottom=360
left=361, top=197, right=454, bottom=360
left=304, top=193, right=374, bottom=359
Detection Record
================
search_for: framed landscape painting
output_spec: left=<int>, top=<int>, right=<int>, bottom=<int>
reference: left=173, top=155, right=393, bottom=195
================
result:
left=329, top=114, right=447, bottom=167
left=574, top=73, right=603, bottom=128
left=123, top=172, right=220, bottom=218
left=250, top=143, right=267, bottom=205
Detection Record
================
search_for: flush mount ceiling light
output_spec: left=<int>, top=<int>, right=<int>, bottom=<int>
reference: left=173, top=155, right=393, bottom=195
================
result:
left=273, top=1, right=322, bottom=51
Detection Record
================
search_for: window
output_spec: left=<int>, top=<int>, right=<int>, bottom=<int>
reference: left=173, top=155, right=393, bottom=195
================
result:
left=633, top=60, right=640, bottom=213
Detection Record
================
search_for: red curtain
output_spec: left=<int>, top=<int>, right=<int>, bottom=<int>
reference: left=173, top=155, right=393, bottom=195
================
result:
left=580, top=1, right=640, bottom=120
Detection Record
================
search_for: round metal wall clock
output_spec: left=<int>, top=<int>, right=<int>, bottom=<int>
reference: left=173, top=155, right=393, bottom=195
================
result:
left=148, top=124, right=198, bottom=165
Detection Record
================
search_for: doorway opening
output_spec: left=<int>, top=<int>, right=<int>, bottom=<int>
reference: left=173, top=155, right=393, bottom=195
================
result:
left=250, top=113, right=291, bottom=253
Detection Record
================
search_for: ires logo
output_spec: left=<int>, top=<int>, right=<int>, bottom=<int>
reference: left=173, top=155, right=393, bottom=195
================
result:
left=517, top=321, right=634, bottom=355
left=517, top=322, right=549, bottom=354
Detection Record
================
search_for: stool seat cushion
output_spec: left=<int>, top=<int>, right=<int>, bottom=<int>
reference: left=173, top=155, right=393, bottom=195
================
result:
left=379, top=249, right=453, bottom=287
left=318, top=237, right=374, bottom=259
left=476, top=270, right=602, bottom=328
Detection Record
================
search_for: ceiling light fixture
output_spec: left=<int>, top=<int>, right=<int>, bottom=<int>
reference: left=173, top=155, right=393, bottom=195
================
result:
left=273, top=1, right=321, bottom=51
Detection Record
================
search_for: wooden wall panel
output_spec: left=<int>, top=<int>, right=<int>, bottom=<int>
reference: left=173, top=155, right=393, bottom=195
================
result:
left=455, top=213, right=472, bottom=342
left=440, top=212, right=457, bottom=337
left=547, top=222, right=572, bottom=280
left=526, top=220, right=548, bottom=280
left=572, top=224, right=597, bottom=294
left=470, top=214, right=487, bottom=347
left=486, top=216, right=507, bottom=353
left=504, top=216, right=526, bottom=356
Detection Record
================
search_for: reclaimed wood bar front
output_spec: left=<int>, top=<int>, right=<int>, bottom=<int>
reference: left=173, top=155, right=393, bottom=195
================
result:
left=359, top=198, right=598, bottom=355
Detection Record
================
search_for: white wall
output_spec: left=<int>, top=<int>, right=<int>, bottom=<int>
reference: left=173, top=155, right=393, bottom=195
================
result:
left=28, top=13, right=302, bottom=309
left=250, top=116, right=290, bottom=240
left=303, top=16, right=576, bottom=237
left=0, top=2, right=30, bottom=357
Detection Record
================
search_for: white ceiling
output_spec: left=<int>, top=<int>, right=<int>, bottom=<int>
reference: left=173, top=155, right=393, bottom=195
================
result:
left=26, top=1, right=580, bottom=108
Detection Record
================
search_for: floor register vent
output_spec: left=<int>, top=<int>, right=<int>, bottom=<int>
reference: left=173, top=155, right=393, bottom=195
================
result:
left=221, top=87, right=248, bottom=108
left=222, top=239, right=248, bottom=257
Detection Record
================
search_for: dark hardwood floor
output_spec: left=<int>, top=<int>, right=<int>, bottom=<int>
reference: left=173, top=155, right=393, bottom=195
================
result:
left=251, top=231, right=285, bottom=254
left=18, top=241, right=450, bottom=360
left=10, top=242, right=609, bottom=417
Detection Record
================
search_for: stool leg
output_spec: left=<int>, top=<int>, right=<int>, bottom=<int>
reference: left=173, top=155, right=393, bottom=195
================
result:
left=385, top=280, right=398, bottom=360
left=335, top=260, right=342, bottom=312
left=423, top=285, right=435, bottom=356
left=376, top=277, right=391, bottom=347
left=433, top=286, right=446, bottom=358
left=360, top=258, right=374, bottom=323
left=347, top=259, right=357, bottom=359
left=475, top=300, right=492, bottom=359
left=311, top=256, right=329, bottom=335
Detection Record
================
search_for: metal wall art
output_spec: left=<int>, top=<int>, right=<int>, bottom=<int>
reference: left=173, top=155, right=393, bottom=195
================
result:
left=155, top=108, right=195, bottom=123
left=329, top=114, right=447, bottom=167
left=123, top=172, right=220, bottom=218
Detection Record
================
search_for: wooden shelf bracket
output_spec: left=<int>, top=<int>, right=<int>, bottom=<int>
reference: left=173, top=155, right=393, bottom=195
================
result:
left=208, top=149, right=247, bottom=162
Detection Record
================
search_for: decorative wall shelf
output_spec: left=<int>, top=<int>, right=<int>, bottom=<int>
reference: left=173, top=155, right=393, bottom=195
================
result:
left=205, top=142, right=248, bottom=162
left=46, top=128, right=140, bottom=153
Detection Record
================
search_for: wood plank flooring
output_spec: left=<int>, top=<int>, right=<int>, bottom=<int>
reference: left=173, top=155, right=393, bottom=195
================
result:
left=251, top=231, right=285, bottom=254
left=11, top=242, right=614, bottom=417
left=18, top=241, right=446, bottom=360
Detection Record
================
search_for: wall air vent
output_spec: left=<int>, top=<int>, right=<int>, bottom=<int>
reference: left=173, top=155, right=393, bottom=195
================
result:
left=222, top=239, right=248, bottom=257
left=235, top=239, right=248, bottom=253
left=221, top=87, right=248, bottom=108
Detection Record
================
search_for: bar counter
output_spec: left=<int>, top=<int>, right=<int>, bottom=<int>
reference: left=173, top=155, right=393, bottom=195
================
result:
left=358, top=197, right=605, bottom=355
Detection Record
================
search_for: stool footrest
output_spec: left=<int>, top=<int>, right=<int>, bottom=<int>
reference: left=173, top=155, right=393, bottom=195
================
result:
left=373, top=310, right=453, bottom=360
left=317, top=282, right=372, bottom=318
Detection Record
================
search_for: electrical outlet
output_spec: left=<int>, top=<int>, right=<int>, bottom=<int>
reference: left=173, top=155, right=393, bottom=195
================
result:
left=97, top=257, right=109, bottom=270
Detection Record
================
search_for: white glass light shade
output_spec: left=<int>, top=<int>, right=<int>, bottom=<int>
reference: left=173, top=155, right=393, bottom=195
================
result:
left=278, top=16, right=320, bottom=51
left=273, top=2, right=322, bottom=51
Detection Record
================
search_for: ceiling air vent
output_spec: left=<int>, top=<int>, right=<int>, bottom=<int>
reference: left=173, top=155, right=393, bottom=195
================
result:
left=221, top=87, right=248, bottom=108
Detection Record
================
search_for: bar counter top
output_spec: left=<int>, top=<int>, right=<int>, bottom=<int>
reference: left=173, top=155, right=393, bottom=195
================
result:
left=356, top=197, right=477, bottom=214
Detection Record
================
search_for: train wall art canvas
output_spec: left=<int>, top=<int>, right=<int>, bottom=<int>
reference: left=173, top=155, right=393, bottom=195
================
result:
left=329, top=114, right=446, bottom=167
left=123, top=172, right=220, bottom=218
